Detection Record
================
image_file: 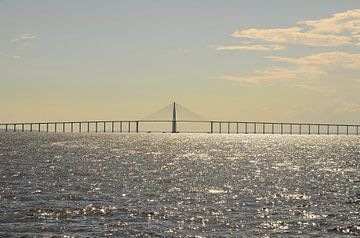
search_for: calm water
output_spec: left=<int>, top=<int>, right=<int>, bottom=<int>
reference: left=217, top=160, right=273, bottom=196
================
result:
left=0, top=133, right=359, bottom=237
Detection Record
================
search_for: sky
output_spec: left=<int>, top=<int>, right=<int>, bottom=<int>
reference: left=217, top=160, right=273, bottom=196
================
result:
left=1, top=0, right=360, bottom=123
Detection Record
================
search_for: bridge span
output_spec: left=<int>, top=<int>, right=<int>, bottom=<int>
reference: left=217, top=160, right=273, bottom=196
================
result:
left=1, top=103, right=359, bottom=135
left=0, top=119, right=359, bottom=135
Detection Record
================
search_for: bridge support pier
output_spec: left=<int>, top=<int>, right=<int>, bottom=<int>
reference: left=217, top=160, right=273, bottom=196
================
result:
left=317, top=125, right=320, bottom=135
left=254, top=123, right=256, bottom=134
left=95, top=122, right=98, bottom=133
left=263, top=123, right=266, bottom=134
left=120, top=122, right=122, bottom=133
left=290, top=124, right=292, bottom=135
left=112, top=121, right=114, bottom=133
left=22, top=124, right=24, bottom=132
left=210, top=121, right=213, bottom=134
left=280, top=123, right=283, bottom=134
left=87, top=122, right=90, bottom=133
left=228, top=122, right=230, bottom=134
left=136, top=121, right=139, bottom=133
left=30, top=124, right=33, bottom=132
left=128, top=121, right=131, bottom=133
left=104, top=122, right=106, bottom=133
left=55, top=123, right=57, bottom=133
left=245, top=122, right=248, bottom=134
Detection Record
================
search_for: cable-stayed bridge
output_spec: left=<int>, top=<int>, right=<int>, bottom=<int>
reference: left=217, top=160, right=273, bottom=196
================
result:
left=1, top=102, right=359, bottom=135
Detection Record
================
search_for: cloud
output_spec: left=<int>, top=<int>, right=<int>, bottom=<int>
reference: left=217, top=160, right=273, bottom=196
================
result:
left=231, top=27, right=352, bottom=46
left=0, top=51, right=20, bottom=59
left=230, top=9, right=360, bottom=47
left=351, top=34, right=360, bottom=45
left=1, top=33, right=38, bottom=59
left=298, top=9, right=360, bottom=34
left=20, top=33, right=37, bottom=40
left=220, top=66, right=325, bottom=84
left=220, top=51, right=360, bottom=84
left=291, top=84, right=336, bottom=94
left=216, top=44, right=285, bottom=51
left=177, top=48, right=190, bottom=53
left=334, top=102, right=360, bottom=113
left=12, top=33, right=38, bottom=42
left=267, top=51, right=360, bottom=69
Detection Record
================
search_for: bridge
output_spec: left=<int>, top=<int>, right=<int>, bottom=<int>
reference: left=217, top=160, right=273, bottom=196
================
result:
left=0, top=102, right=359, bottom=135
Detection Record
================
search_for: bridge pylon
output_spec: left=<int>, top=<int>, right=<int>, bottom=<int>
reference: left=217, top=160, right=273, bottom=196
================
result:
left=172, top=102, right=177, bottom=133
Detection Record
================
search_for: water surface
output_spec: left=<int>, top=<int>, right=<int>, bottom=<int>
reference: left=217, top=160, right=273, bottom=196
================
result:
left=0, top=133, right=359, bottom=237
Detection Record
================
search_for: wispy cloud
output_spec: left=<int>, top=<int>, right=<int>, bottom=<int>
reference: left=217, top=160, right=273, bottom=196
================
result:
left=1, top=33, right=38, bottom=59
left=216, top=44, right=285, bottom=51
left=230, top=9, right=360, bottom=47
left=220, top=51, right=360, bottom=84
left=12, top=33, right=38, bottom=42
left=177, top=48, right=190, bottom=53
left=291, top=84, right=336, bottom=94
left=220, top=66, right=325, bottom=84
left=232, top=27, right=352, bottom=47
left=334, top=102, right=360, bottom=113
left=219, top=9, right=360, bottom=84
left=267, top=51, right=360, bottom=69
left=0, top=51, right=20, bottom=59
left=298, top=9, right=360, bottom=34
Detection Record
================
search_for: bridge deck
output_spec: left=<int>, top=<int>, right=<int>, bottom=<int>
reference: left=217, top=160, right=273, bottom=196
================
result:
left=0, top=120, right=359, bottom=135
